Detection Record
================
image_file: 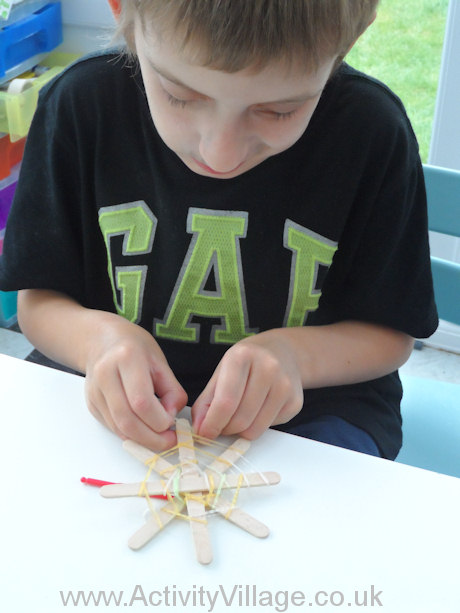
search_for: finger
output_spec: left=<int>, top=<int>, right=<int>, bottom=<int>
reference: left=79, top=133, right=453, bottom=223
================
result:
left=220, top=369, right=270, bottom=436
left=150, top=364, right=188, bottom=418
left=191, top=371, right=218, bottom=435
left=107, top=394, right=177, bottom=451
left=118, top=361, right=175, bottom=433
left=223, top=368, right=303, bottom=439
left=97, top=368, right=177, bottom=451
left=85, top=379, right=129, bottom=440
left=196, top=358, right=250, bottom=439
left=86, top=392, right=117, bottom=433
left=132, top=426, right=178, bottom=452
left=269, top=379, right=304, bottom=427
left=238, top=393, right=290, bottom=441
left=271, top=397, right=303, bottom=426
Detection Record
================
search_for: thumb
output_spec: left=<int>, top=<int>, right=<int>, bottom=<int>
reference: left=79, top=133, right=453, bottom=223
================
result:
left=153, top=365, right=188, bottom=419
left=191, top=376, right=217, bottom=435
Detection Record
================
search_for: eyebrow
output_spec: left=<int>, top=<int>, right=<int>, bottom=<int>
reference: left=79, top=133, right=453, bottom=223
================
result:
left=148, top=59, right=323, bottom=105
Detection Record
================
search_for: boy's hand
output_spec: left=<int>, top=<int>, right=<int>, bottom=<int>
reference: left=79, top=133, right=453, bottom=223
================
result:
left=84, top=315, right=187, bottom=450
left=191, top=331, right=304, bottom=440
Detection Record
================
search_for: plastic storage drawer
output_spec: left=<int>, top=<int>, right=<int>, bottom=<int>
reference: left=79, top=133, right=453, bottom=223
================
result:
left=0, top=51, right=77, bottom=141
left=0, top=165, right=19, bottom=326
left=0, top=2, right=62, bottom=82
left=0, top=164, right=19, bottom=231
left=0, top=164, right=20, bottom=326
left=0, top=133, right=25, bottom=180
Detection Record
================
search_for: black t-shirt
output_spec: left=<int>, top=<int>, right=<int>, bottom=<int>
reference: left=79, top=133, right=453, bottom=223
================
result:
left=0, top=52, right=438, bottom=459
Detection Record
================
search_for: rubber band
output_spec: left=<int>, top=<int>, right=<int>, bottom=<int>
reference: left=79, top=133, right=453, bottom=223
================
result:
left=214, top=474, right=227, bottom=505
left=189, top=432, right=230, bottom=449
left=163, top=506, right=207, bottom=524
left=145, top=494, right=164, bottom=529
left=102, top=422, right=279, bottom=559
left=193, top=445, right=234, bottom=466
left=203, top=474, right=215, bottom=507
left=224, top=473, right=245, bottom=519
left=143, top=454, right=159, bottom=469
left=137, top=480, right=147, bottom=497
left=135, top=425, right=271, bottom=527
left=137, top=480, right=164, bottom=529
left=227, top=451, right=271, bottom=486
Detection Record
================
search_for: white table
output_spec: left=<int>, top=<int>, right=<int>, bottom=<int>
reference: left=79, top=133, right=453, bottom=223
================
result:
left=1, top=353, right=459, bottom=612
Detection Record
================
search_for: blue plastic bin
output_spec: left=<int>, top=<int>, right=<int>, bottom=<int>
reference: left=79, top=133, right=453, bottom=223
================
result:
left=0, top=2, right=62, bottom=80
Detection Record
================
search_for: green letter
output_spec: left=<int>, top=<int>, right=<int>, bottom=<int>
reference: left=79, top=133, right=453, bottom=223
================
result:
left=156, top=208, right=257, bottom=343
left=98, top=202, right=157, bottom=323
left=283, top=220, right=337, bottom=327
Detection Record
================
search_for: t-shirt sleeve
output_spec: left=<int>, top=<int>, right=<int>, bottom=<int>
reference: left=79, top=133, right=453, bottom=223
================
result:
left=309, top=109, right=438, bottom=339
left=0, top=79, right=86, bottom=302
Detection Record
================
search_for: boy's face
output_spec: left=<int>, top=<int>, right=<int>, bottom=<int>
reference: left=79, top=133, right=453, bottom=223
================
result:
left=134, top=20, right=337, bottom=179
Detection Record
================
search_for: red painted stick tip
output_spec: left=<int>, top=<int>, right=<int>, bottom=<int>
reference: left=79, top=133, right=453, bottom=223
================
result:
left=81, top=476, right=115, bottom=487
left=81, top=476, right=170, bottom=500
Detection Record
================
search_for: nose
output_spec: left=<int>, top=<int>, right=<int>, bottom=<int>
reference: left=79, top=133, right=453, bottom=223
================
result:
left=198, top=116, right=249, bottom=173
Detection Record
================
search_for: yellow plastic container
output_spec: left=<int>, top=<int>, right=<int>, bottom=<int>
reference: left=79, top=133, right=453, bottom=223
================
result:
left=0, top=52, right=79, bottom=142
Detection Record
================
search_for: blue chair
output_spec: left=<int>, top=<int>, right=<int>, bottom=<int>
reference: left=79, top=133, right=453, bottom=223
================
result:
left=396, top=164, right=460, bottom=478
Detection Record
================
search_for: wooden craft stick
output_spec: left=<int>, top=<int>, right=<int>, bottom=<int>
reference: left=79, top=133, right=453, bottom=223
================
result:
left=128, top=499, right=185, bottom=550
left=122, top=440, right=181, bottom=550
left=123, top=437, right=251, bottom=484
left=120, top=437, right=271, bottom=538
left=123, top=439, right=176, bottom=474
left=100, top=471, right=280, bottom=498
left=176, top=418, right=213, bottom=565
left=202, top=437, right=270, bottom=538
left=116, top=431, right=278, bottom=545
left=204, top=437, right=251, bottom=474
left=212, top=501, right=270, bottom=538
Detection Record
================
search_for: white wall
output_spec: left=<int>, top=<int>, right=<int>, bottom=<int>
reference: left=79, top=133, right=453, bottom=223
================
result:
left=58, top=0, right=115, bottom=54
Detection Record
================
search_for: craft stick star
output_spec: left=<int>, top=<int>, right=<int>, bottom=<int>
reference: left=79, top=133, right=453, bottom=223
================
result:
left=100, top=418, right=281, bottom=564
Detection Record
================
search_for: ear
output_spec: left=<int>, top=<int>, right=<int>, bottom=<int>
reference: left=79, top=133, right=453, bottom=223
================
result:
left=108, top=0, right=121, bottom=19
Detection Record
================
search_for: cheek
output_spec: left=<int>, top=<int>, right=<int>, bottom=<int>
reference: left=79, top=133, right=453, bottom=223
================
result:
left=255, top=104, right=318, bottom=151
left=145, top=91, right=196, bottom=151
left=257, top=117, right=312, bottom=151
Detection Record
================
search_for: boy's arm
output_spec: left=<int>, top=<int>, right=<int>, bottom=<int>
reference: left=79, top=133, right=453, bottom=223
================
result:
left=192, top=322, right=414, bottom=440
left=18, top=289, right=188, bottom=449
left=269, top=322, right=413, bottom=388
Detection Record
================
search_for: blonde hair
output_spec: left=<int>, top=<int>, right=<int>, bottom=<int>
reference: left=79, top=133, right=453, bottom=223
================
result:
left=116, top=0, right=378, bottom=72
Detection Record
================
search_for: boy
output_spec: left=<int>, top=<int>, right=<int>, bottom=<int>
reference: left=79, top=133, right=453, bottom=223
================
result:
left=0, top=0, right=437, bottom=457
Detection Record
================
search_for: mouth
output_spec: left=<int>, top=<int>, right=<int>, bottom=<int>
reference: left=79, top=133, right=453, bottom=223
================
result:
left=192, top=158, right=245, bottom=176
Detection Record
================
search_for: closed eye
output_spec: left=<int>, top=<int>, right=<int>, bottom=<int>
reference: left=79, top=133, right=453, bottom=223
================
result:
left=269, top=109, right=298, bottom=120
left=164, top=92, right=188, bottom=108
left=257, top=108, right=299, bottom=121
